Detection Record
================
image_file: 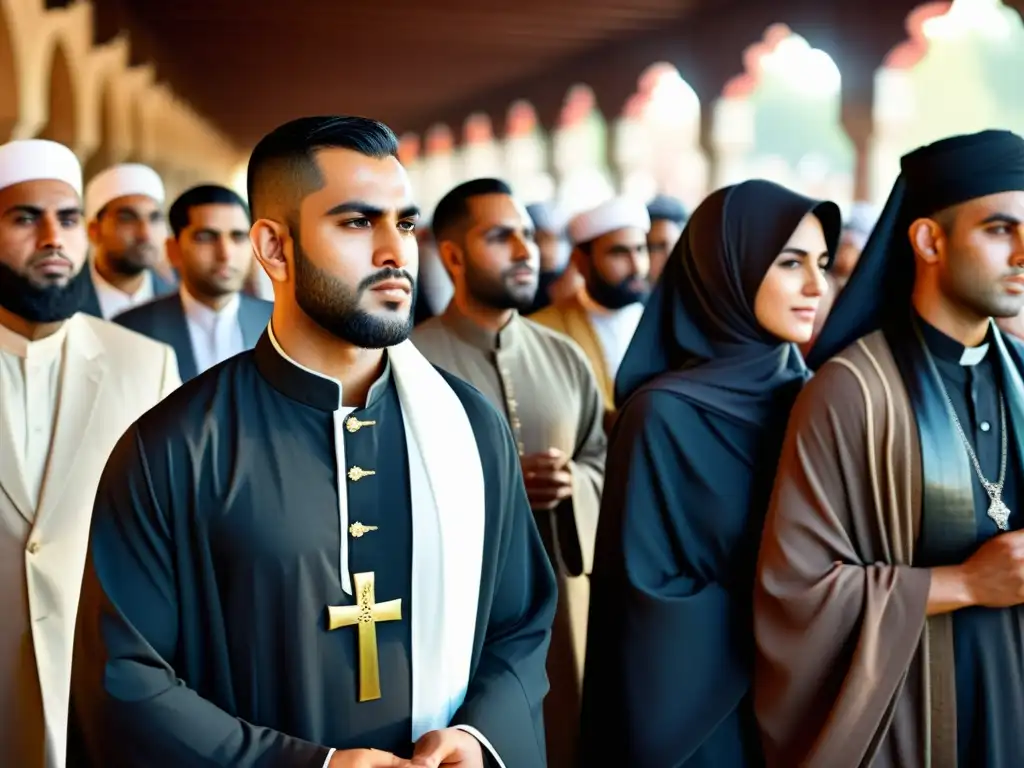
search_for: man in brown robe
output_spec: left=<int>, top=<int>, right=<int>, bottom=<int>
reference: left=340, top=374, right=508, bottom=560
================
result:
left=530, top=196, right=651, bottom=418
left=412, top=179, right=606, bottom=768
left=756, top=129, right=1024, bottom=767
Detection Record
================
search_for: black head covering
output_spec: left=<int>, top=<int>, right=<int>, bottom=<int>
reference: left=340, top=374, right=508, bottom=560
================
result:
left=615, top=179, right=841, bottom=425
left=808, top=129, right=1024, bottom=368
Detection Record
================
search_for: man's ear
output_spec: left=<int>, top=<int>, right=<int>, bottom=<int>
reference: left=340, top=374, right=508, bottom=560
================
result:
left=87, top=218, right=102, bottom=247
left=570, top=246, right=589, bottom=277
left=909, top=217, right=944, bottom=265
left=251, top=219, right=291, bottom=284
left=437, top=238, right=464, bottom=279
left=165, top=236, right=182, bottom=270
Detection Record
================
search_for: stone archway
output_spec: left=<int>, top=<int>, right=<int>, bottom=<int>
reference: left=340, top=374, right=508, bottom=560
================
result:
left=84, top=80, right=116, bottom=181
left=38, top=42, right=77, bottom=149
left=0, top=5, right=17, bottom=142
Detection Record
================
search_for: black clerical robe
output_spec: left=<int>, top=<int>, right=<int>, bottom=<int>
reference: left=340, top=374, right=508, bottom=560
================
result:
left=755, top=317, right=1024, bottom=767
left=69, top=332, right=556, bottom=767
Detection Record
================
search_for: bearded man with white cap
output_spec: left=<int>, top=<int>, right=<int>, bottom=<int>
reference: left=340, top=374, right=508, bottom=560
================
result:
left=80, top=162, right=175, bottom=319
left=531, top=195, right=651, bottom=417
left=0, top=139, right=180, bottom=768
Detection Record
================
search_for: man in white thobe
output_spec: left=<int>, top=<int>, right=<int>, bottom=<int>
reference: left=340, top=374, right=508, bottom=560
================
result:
left=530, top=196, right=651, bottom=418
left=0, top=139, right=180, bottom=768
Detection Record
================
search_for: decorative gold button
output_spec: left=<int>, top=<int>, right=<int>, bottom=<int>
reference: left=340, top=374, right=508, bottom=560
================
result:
left=349, top=521, right=379, bottom=538
left=348, top=466, right=376, bottom=482
left=27, top=541, right=40, bottom=554
left=346, top=417, right=377, bottom=434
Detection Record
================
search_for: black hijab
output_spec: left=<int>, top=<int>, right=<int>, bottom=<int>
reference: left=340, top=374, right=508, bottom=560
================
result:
left=808, top=129, right=1024, bottom=368
left=614, top=179, right=840, bottom=426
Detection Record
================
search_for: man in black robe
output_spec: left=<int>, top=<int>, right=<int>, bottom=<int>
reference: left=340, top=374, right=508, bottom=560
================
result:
left=757, top=130, right=1024, bottom=766
left=69, top=116, right=557, bottom=768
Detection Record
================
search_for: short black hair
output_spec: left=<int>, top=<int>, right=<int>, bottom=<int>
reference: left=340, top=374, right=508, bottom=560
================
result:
left=168, top=184, right=250, bottom=238
left=432, top=178, right=514, bottom=242
left=247, top=115, right=399, bottom=225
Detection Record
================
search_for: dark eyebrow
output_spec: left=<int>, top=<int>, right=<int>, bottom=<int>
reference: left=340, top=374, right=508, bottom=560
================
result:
left=4, top=204, right=83, bottom=217
left=779, top=247, right=809, bottom=256
left=980, top=213, right=1023, bottom=226
left=325, top=201, right=421, bottom=220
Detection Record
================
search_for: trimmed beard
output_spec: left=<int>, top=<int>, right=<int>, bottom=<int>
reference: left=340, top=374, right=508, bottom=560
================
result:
left=293, top=242, right=414, bottom=349
left=0, top=260, right=92, bottom=323
left=587, top=269, right=649, bottom=310
left=464, top=261, right=537, bottom=313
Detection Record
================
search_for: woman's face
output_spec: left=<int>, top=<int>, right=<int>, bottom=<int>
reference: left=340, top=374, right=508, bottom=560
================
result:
left=753, top=213, right=830, bottom=344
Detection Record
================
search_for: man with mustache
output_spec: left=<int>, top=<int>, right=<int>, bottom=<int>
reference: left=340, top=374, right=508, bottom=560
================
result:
left=0, top=139, right=179, bottom=768
left=70, top=117, right=556, bottom=768
left=80, top=163, right=175, bottom=319
left=530, top=196, right=651, bottom=420
left=115, top=185, right=273, bottom=382
left=412, top=178, right=606, bottom=768
left=757, top=130, right=1024, bottom=767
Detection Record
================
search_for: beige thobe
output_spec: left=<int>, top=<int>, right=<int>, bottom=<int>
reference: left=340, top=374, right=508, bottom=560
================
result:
left=412, top=304, right=606, bottom=768
left=0, top=323, right=65, bottom=768
left=0, top=313, right=180, bottom=768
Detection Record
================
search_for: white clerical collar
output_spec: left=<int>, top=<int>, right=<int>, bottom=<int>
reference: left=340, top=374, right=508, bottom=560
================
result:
left=179, top=286, right=240, bottom=333
left=960, top=344, right=989, bottom=367
left=0, top=318, right=68, bottom=360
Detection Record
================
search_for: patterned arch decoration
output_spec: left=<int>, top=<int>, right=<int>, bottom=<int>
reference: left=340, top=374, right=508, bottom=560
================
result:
left=0, top=0, right=240, bottom=184
left=419, top=123, right=458, bottom=218
left=39, top=40, right=76, bottom=148
left=552, top=84, right=615, bottom=218
left=712, top=23, right=855, bottom=212
left=459, top=112, right=504, bottom=182
left=614, top=62, right=709, bottom=209
left=502, top=100, right=555, bottom=204
left=871, top=0, right=1024, bottom=202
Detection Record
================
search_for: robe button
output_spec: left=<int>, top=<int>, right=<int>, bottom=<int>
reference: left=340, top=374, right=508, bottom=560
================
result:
left=27, top=541, right=40, bottom=554
left=981, top=421, right=992, bottom=432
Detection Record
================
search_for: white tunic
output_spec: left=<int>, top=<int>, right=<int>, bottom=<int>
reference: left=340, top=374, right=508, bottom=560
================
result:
left=90, top=260, right=154, bottom=319
left=180, top=288, right=244, bottom=374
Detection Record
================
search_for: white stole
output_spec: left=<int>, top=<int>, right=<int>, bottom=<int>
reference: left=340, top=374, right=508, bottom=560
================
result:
left=267, top=330, right=486, bottom=741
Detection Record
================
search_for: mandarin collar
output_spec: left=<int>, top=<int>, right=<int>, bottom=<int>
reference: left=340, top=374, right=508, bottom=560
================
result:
left=253, top=324, right=391, bottom=412
left=441, top=302, right=522, bottom=352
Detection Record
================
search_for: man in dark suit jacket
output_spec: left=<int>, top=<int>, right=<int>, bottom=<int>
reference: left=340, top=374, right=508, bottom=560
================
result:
left=115, top=185, right=272, bottom=382
left=81, top=163, right=177, bottom=319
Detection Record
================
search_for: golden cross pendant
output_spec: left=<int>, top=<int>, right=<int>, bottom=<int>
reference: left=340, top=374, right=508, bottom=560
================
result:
left=327, top=571, right=402, bottom=702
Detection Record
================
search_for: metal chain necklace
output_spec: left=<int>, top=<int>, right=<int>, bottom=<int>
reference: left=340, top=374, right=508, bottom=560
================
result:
left=940, top=385, right=1011, bottom=531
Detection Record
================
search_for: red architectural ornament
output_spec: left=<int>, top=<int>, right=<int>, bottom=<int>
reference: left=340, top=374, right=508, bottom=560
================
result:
left=506, top=100, right=538, bottom=138
left=721, top=22, right=796, bottom=99
left=883, top=2, right=954, bottom=70
left=558, top=84, right=597, bottom=128
left=425, top=124, right=454, bottom=155
left=398, top=133, right=420, bottom=165
left=463, top=113, right=494, bottom=145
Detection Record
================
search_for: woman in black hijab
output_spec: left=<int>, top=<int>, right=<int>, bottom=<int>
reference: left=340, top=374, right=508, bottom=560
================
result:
left=578, top=179, right=840, bottom=767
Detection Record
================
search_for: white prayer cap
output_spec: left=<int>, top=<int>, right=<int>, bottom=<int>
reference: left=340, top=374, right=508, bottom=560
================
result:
left=85, top=163, right=165, bottom=221
left=567, top=196, right=651, bottom=246
left=0, top=139, right=82, bottom=197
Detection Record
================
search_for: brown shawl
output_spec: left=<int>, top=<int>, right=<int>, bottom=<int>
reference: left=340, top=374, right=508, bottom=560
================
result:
left=754, top=330, right=955, bottom=767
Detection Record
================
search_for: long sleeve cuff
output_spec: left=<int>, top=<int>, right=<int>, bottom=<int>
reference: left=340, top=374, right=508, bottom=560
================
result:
left=453, top=724, right=505, bottom=768
left=321, top=748, right=335, bottom=768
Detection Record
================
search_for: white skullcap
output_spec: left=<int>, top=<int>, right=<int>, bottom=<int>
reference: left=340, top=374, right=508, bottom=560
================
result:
left=0, top=139, right=82, bottom=197
left=85, top=163, right=165, bottom=221
left=567, top=196, right=651, bottom=246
